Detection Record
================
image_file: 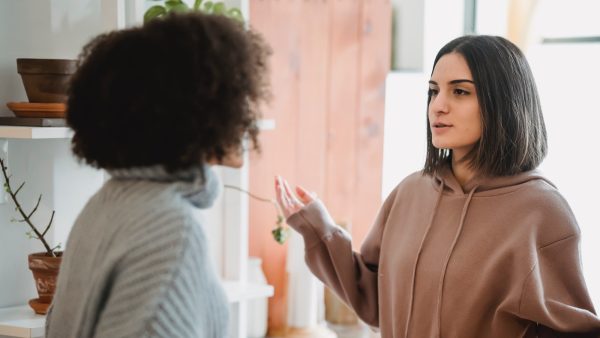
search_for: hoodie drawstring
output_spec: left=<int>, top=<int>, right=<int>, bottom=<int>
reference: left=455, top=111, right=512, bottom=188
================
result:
left=435, top=185, right=479, bottom=337
left=403, top=180, right=445, bottom=338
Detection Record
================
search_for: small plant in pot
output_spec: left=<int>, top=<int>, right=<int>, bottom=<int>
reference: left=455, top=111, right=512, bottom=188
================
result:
left=0, top=157, right=61, bottom=315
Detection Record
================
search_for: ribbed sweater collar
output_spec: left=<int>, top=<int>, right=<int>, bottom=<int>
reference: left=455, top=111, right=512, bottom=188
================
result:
left=107, top=165, right=220, bottom=209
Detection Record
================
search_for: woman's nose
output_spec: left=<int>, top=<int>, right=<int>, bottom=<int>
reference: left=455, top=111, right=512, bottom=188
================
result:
left=429, top=92, right=449, bottom=115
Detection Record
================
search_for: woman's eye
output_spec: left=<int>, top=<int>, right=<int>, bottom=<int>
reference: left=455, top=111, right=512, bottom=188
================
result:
left=428, top=88, right=438, bottom=96
left=453, top=88, right=469, bottom=95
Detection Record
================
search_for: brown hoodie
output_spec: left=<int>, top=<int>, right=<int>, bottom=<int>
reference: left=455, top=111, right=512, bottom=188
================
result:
left=286, top=167, right=600, bottom=337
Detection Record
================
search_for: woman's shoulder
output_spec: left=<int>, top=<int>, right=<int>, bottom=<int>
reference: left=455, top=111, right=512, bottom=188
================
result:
left=518, top=177, right=572, bottom=214
left=395, top=170, right=430, bottom=191
left=516, top=177, right=581, bottom=246
left=380, top=170, right=432, bottom=209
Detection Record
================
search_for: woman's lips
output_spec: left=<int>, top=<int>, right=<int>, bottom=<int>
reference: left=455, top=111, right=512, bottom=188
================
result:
left=431, top=124, right=452, bottom=134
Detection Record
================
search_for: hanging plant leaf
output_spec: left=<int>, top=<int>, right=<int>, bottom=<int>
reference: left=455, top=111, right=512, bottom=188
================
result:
left=144, top=0, right=245, bottom=25
left=226, top=8, right=244, bottom=23
left=165, top=0, right=184, bottom=9
left=144, top=5, right=167, bottom=24
left=212, top=2, right=225, bottom=15
left=272, top=226, right=289, bottom=245
left=203, top=1, right=214, bottom=12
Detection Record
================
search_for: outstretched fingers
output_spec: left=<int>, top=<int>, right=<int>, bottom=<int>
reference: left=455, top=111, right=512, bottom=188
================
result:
left=275, top=175, right=303, bottom=218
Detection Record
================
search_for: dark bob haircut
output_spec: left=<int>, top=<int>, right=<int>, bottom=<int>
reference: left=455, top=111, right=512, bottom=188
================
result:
left=424, top=35, right=547, bottom=176
left=67, top=12, right=271, bottom=175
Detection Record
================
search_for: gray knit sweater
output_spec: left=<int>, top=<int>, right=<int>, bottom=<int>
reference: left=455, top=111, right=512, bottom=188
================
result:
left=45, top=166, right=229, bottom=338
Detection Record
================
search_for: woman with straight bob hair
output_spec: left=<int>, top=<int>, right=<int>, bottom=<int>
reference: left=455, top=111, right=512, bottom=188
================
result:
left=275, top=35, right=600, bottom=337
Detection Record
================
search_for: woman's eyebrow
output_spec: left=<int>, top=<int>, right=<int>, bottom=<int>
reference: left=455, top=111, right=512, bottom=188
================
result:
left=428, top=79, right=474, bottom=85
left=449, top=79, right=474, bottom=84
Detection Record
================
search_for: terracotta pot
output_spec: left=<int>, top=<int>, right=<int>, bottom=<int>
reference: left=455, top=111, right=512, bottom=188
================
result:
left=16, top=58, right=77, bottom=103
left=28, top=252, right=62, bottom=314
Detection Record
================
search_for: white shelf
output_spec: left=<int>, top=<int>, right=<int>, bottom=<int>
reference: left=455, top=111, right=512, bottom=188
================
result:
left=0, top=119, right=274, bottom=140
left=0, top=282, right=273, bottom=338
left=222, top=280, right=274, bottom=303
left=0, top=306, right=44, bottom=338
left=257, top=119, right=276, bottom=131
left=0, top=126, right=71, bottom=139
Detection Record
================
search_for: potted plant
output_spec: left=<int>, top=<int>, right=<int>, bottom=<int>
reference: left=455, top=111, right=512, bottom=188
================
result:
left=0, top=157, right=61, bottom=314
left=144, top=0, right=244, bottom=24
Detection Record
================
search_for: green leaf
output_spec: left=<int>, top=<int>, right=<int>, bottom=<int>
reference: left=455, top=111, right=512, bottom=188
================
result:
left=212, top=2, right=225, bottom=15
left=51, top=243, right=62, bottom=252
left=144, top=5, right=167, bottom=24
left=165, top=0, right=183, bottom=7
left=193, top=0, right=203, bottom=10
left=165, top=0, right=189, bottom=12
left=170, top=3, right=190, bottom=13
left=226, top=8, right=244, bottom=23
left=203, top=1, right=214, bottom=12
left=272, top=226, right=289, bottom=244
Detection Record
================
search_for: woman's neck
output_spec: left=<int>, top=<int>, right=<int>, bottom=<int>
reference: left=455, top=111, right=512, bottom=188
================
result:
left=451, top=156, right=477, bottom=189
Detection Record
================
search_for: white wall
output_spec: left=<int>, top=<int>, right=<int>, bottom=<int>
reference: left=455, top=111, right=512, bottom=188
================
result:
left=528, top=42, right=600, bottom=309
left=382, top=0, right=465, bottom=198
left=422, top=0, right=465, bottom=75
left=381, top=72, right=427, bottom=198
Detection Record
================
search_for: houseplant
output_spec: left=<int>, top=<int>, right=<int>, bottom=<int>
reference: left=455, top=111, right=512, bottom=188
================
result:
left=144, top=0, right=244, bottom=24
left=0, top=157, right=61, bottom=314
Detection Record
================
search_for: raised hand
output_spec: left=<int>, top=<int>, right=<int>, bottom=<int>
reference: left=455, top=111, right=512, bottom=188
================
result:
left=274, top=175, right=315, bottom=219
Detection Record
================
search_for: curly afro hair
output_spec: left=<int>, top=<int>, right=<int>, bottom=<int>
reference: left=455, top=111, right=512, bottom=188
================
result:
left=67, top=12, right=271, bottom=175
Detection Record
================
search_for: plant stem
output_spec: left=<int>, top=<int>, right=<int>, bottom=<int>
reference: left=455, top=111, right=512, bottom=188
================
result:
left=223, top=184, right=288, bottom=243
left=224, top=184, right=273, bottom=203
left=0, top=158, right=55, bottom=257
left=223, top=184, right=283, bottom=216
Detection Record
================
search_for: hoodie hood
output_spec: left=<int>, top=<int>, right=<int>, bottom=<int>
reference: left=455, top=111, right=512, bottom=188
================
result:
left=433, top=164, right=556, bottom=196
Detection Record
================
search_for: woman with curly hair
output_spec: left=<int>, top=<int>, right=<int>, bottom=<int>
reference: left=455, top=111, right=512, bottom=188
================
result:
left=45, top=12, right=270, bottom=338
